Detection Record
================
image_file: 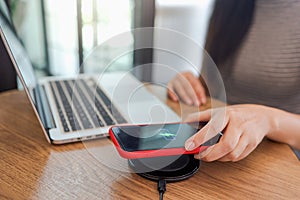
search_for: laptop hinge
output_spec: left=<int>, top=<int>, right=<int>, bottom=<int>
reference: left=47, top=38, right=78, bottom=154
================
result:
left=34, top=84, right=56, bottom=130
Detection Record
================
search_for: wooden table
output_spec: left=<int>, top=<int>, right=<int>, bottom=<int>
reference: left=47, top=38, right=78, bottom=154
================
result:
left=0, top=89, right=299, bottom=200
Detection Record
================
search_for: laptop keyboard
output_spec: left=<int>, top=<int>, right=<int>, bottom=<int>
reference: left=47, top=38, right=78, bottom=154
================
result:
left=49, top=78, right=127, bottom=132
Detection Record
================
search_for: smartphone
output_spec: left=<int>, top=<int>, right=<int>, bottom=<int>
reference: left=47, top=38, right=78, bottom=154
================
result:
left=109, top=122, right=222, bottom=159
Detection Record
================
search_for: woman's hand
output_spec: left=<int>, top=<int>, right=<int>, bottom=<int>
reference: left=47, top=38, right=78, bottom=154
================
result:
left=184, top=104, right=279, bottom=162
left=167, top=71, right=207, bottom=106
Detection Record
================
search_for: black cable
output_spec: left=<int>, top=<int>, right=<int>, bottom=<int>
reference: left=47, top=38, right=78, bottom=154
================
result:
left=159, top=192, right=164, bottom=200
left=157, top=178, right=166, bottom=200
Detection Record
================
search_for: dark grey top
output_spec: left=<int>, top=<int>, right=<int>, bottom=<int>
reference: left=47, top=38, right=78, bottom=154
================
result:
left=220, top=0, right=300, bottom=114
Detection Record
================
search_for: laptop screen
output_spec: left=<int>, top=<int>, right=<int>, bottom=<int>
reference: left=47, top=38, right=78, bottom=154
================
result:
left=0, top=11, right=53, bottom=142
left=0, top=12, right=38, bottom=104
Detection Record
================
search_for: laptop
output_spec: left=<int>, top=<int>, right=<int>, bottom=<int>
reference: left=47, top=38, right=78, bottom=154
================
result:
left=0, top=13, right=180, bottom=144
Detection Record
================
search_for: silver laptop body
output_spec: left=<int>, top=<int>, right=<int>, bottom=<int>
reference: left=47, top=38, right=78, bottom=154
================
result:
left=0, top=16, right=180, bottom=144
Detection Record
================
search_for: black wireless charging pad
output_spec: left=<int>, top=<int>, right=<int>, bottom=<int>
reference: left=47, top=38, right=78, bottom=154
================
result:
left=128, top=154, right=200, bottom=182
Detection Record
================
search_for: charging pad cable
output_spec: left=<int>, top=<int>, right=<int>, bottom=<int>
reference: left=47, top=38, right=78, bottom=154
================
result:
left=128, top=154, right=202, bottom=199
left=157, top=178, right=167, bottom=200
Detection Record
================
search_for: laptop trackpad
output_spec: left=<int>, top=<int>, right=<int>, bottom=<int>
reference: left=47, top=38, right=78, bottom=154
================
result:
left=105, top=86, right=180, bottom=124
left=118, top=101, right=178, bottom=124
left=99, top=72, right=180, bottom=124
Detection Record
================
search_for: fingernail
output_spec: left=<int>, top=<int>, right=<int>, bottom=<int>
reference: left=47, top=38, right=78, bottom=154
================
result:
left=201, top=97, right=206, bottom=104
left=185, top=141, right=195, bottom=151
left=195, top=99, right=200, bottom=106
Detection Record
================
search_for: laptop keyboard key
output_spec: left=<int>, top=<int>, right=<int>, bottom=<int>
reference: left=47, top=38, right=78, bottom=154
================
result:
left=73, top=80, right=105, bottom=128
left=50, top=78, right=127, bottom=133
left=50, top=83, right=70, bottom=132
left=58, top=82, right=82, bottom=131
left=64, top=81, right=93, bottom=130
left=80, top=80, right=121, bottom=126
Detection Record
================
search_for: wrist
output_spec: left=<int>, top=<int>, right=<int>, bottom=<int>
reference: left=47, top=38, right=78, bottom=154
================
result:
left=265, top=106, right=300, bottom=148
left=267, top=106, right=281, bottom=137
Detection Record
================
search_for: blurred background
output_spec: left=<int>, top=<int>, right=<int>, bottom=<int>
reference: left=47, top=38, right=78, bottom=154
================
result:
left=2, top=0, right=300, bottom=159
left=3, top=0, right=214, bottom=84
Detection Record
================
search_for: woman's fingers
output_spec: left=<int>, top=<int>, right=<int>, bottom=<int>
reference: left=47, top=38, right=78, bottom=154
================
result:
left=173, top=80, right=194, bottom=105
left=185, top=110, right=228, bottom=151
left=217, top=138, right=260, bottom=162
left=167, top=72, right=207, bottom=106
left=177, top=72, right=199, bottom=105
left=167, top=81, right=179, bottom=102
left=215, top=133, right=249, bottom=162
left=186, top=73, right=207, bottom=104
left=186, top=104, right=275, bottom=162
left=183, top=109, right=212, bottom=123
left=174, top=73, right=199, bottom=105
left=230, top=130, right=265, bottom=161
left=194, top=105, right=269, bottom=162
left=234, top=143, right=258, bottom=161
left=195, top=124, right=242, bottom=162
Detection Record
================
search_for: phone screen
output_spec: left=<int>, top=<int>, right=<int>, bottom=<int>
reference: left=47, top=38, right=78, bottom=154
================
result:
left=111, top=123, right=206, bottom=152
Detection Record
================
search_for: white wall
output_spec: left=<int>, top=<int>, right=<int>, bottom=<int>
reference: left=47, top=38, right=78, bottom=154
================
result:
left=152, top=0, right=214, bottom=84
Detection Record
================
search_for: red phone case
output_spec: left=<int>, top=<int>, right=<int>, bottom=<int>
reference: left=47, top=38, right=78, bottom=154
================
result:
left=108, top=124, right=210, bottom=159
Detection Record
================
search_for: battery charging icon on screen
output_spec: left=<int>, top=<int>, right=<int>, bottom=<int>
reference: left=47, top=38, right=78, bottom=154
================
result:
left=159, top=129, right=176, bottom=140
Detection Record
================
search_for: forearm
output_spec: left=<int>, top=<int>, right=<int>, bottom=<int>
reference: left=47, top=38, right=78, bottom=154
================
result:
left=267, top=108, right=300, bottom=150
